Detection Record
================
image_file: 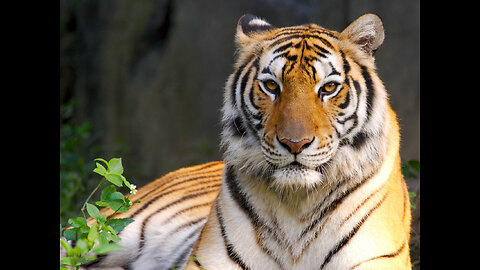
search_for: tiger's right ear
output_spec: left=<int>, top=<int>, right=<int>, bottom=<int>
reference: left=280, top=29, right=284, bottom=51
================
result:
left=236, top=14, right=274, bottom=47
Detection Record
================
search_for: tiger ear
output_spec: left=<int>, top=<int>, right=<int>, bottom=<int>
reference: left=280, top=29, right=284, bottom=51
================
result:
left=340, top=14, right=385, bottom=55
left=236, top=14, right=274, bottom=47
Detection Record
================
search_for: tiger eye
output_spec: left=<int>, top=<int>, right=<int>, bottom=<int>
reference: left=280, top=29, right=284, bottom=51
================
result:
left=266, top=80, right=278, bottom=90
left=323, top=82, right=337, bottom=92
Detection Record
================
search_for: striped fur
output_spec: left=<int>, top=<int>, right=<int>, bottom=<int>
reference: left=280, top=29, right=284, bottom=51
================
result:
left=81, top=162, right=224, bottom=270
left=64, top=13, right=411, bottom=270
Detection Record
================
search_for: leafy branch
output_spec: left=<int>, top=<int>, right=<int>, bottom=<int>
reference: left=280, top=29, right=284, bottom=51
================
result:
left=60, top=158, right=140, bottom=270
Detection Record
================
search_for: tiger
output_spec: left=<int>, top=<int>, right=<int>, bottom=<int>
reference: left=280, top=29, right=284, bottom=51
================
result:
left=64, top=13, right=412, bottom=270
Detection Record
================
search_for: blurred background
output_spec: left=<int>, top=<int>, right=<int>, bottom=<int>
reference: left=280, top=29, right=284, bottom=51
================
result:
left=60, top=0, right=419, bottom=266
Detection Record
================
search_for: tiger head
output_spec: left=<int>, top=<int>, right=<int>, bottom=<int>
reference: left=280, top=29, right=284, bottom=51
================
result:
left=222, top=14, right=389, bottom=190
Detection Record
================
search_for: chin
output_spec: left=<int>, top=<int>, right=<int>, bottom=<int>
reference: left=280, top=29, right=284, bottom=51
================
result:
left=270, top=163, right=324, bottom=190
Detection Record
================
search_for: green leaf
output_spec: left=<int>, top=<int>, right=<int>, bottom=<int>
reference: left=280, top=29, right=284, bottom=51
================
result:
left=100, top=228, right=121, bottom=242
left=100, top=185, right=116, bottom=201
left=60, top=237, right=71, bottom=252
left=67, top=246, right=83, bottom=257
left=98, top=213, right=107, bottom=224
left=94, top=158, right=109, bottom=170
left=105, top=173, right=123, bottom=187
left=401, top=161, right=416, bottom=179
left=105, top=218, right=134, bottom=234
left=93, top=162, right=108, bottom=176
left=79, top=256, right=97, bottom=264
left=60, top=265, right=69, bottom=270
left=95, top=201, right=109, bottom=207
left=75, top=239, right=90, bottom=255
left=108, top=158, right=124, bottom=174
left=88, top=223, right=99, bottom=242
left=68, top=217, right=87, bottom=228
left=86, top=203, right=101, bottom=220
left=96, top=230, right=109, bottom=246
left=122, top=177, right=131, bottom=189
left=408, top=160, right=420, bottom=174
left=64, top=228, right=77, bottom=241
left=92, top=243, right=124, bottom=255
left=107, top=199, right=129, bottom=213
left=109, top=191, right=125, bottom=201
left=60, top=256, right=79, bottom=267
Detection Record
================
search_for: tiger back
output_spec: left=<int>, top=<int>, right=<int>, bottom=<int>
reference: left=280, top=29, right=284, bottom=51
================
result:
left=65, top=13, right=411, bottom=270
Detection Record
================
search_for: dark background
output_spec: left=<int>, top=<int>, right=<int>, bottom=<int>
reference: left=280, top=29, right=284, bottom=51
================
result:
left=60, top=0, right=420, bottom=266
left=60, top=0, right=419, bottom=186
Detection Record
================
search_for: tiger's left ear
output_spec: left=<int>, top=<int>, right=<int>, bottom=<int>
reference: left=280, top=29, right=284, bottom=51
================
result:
left=340, top=14, right=385, bottom=55
left=236, top=14, right=274, bottom=47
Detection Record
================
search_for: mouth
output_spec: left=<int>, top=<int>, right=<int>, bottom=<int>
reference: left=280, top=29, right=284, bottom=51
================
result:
left=284, top=161, right=307, bottom=169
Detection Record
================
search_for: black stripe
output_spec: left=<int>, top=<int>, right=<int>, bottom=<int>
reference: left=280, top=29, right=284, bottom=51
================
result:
left=266, top=28, right=337, bottom=42
left=300, top=176, right=349, bottom=222
left=307, top=58, right=317, bottom=80
left=225, top=166, right=285, bottom=252
left=162, top=201, right=214, bottom=227
left=216, top=202, right=250, bottom=270
left=316, top=36, right=334, bottom=49
left=230, top=61, right=249, bottom=107
left=224, top=166, right=261, bottom=226
left=137, top=189, right=218, bottom=253
left=340, top=50, right=351, bottom=75
left=350, top=131, right=369, bottom=150
left=360, top=65, right=375, bottom=122
left=337, top=78, right=360, bottom=126
left=171, top=225, right=204, bottom=269
left=338, top=90, right=350, bottom=109
left=248, top=66, right=261, bottom=111
left=192, top=254, right=203, bottom=268
left=313, top=44, right=331, bottom=55
left=273, top=42, right=293, bottom=54
left=337, top=77, right=361, bottom=140
left=129, top=173, right=221, bottom=219
left=308, top=29, right=339, bottom=39
left=231, top=116, right=247, bottom=137
left=261, top=67, right=271, bottom=74
left=327, top=62, right=340, bottom=77
left=300, top=174, right=369, bottom=238
left=281, top=63, right=288, bottom=81
left=285, top=62, right=296, bottom=76
left=268, top=33, right=334, bottom=50
left=238, top=57, right=263, bottom=134
left=132, top=162, right=222, bottom=204
left=173, top=217, right=207, bottom=234
left=350, top=241, right=406, bottom=269
left=340, top=182, right=386, bottom=226
left=319, top=191, right=389, bottom=270
left=270, top=51, right=289, bottom=64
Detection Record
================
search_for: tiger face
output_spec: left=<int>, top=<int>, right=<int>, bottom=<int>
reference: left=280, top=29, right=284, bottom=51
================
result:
left=222, top=14, right=387, bottom=189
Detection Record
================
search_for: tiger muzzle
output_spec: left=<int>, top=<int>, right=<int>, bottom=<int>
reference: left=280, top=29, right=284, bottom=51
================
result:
left=278, top=137, right=314, bottom=154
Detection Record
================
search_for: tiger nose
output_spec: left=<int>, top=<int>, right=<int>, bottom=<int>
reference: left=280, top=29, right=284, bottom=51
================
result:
left=278, top=137, right=314, bottom=154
